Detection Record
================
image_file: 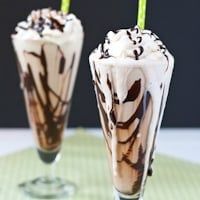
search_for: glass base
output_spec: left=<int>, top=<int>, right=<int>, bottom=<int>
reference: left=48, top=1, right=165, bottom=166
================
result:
left=19, top=177, right=76, bottom=199
left=114, top=189, right=142, bottom=200
left=118, top=197, right=142, bottom=200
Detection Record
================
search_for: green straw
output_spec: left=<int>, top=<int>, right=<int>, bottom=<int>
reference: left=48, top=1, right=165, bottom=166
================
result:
left=61, top=0, right=71, bottom=13
left=137, top=0, right=147, bottom=29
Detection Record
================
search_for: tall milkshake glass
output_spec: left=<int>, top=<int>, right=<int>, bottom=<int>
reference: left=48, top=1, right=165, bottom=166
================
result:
left=12, top=8, right=84, bottom=198
left=89, top=26, right=174, bottom=200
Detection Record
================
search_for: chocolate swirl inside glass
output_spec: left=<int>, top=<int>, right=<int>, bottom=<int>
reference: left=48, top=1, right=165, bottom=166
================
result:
left=13, top=41, right=80, bottom=162
left=89, top=27, right=174, bottom=200
left=12, top=8, right=84, bottom=199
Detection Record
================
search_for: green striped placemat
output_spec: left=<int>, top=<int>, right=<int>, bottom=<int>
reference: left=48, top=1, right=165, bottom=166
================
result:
left=0, top=129, right=199, bottom=200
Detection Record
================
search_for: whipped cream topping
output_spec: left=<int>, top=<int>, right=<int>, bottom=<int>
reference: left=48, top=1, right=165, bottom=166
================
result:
left=13, top=8, right=83, bottom=43
left=93, top=26, right=169, bottom=63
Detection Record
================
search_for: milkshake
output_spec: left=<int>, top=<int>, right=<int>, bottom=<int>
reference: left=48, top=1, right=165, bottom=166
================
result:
left=12, top=8, right=84, bottom=163
left=89, top=26, right=174, bottom=200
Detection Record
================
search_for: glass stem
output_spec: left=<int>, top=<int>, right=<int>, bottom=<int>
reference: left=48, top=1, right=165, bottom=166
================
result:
left=44, top=162, right=56, bottom=182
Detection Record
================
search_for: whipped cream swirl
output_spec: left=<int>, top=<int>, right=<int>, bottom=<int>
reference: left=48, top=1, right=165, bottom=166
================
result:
left=94, top=26, right=169, bottom=63
left=13, top=8, right=83, bottom=43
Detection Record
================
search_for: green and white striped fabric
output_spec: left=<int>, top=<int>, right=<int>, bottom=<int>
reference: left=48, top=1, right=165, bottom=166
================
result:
left=0, top=129, right=199, bottom=200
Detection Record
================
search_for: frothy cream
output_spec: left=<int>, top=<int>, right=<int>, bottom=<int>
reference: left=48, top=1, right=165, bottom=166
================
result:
left=13, top=8, right=83, bottom=44
left=93, top=26, right=168, bottom=67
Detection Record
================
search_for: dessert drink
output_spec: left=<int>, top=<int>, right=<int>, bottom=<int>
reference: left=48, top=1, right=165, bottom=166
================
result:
left=12, top=8, right=84, bottom=163
left=89, top=26, right=174, bottom=200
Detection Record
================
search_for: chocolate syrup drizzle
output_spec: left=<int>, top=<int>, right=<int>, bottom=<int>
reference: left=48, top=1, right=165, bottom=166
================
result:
left=16, top=8, right=71, bottom=37
left=92, top=63, right=153, bottom=196
left=30, top=17, right=64, bottom=37
left=17, top=44, right=75, bottom=151
left=99, top=26, right=169, bottom=70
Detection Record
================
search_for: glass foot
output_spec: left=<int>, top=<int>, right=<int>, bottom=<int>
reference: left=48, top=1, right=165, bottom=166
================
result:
left=19, top=177, right=76, bottom=199
left=118, top=197, right=141, bottom=200
left=114, top=189, right=142, bottom=200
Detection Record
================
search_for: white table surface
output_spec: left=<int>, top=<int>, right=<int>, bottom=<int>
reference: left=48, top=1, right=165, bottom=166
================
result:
left=0, top=128, right=199, bottom=164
